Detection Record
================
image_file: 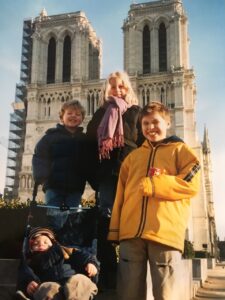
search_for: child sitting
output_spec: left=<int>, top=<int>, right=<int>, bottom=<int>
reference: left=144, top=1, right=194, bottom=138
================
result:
left=15, top=227, right=99, bottom=300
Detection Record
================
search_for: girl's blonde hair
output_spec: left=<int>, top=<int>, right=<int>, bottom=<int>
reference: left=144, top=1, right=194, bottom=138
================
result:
left=99, top=71, right=139, bottom=106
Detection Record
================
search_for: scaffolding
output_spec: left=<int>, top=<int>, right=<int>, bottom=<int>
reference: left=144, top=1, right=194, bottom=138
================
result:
left=4, top=19, right=34, bottom=199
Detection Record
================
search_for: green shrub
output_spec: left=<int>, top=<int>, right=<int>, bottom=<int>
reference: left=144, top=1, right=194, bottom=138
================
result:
left=183, top=240, right=195, bottom=259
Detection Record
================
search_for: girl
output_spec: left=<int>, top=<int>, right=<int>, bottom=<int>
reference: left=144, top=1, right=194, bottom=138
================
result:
left=86, top=71, right=143, bottom=290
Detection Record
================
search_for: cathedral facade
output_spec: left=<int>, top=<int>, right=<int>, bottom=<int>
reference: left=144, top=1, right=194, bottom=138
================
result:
left=6, top=0, right=217, bottom=255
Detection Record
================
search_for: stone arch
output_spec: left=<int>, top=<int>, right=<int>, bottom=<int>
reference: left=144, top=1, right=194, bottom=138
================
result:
left=42, top=30, right=58, bottom=43
left=58, top=28, right=74, bottom=41
left=136, top=17, right=153, bottom=31
left=154, top=16, right=170, bottom=29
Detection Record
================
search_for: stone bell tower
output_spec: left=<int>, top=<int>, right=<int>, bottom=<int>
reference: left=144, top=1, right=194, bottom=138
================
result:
left=122, top=0, right=216, bottom=254
left=18, top=9, right=102, bottom=201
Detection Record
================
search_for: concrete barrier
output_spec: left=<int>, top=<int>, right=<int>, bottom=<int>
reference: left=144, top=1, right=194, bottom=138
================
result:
left=207, top=257, right=216, bottom=269
left=192, top=258, right=208, bottom=284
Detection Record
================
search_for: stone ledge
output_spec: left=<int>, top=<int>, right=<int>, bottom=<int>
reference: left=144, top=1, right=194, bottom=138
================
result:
left=0, top=285, right=16, bottom=300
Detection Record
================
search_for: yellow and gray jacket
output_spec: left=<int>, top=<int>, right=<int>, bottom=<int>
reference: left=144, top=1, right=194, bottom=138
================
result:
left=108, top=136, right=200, bottom=252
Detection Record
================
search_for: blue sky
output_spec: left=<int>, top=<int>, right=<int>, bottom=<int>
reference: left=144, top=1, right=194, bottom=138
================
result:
left=0, top=0, right=224, bottom=239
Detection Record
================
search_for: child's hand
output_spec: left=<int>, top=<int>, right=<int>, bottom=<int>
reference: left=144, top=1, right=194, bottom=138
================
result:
left=26, top=280, right=39, bottom=295
left=148, top=167, right=161, bottom=177
left=139, top=177, right=152, bottom=196
left=85, top=263, right=97, bottom=277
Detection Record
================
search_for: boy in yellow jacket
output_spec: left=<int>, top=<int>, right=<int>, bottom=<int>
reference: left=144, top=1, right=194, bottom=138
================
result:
left=108, top=101, right=200, bottom=300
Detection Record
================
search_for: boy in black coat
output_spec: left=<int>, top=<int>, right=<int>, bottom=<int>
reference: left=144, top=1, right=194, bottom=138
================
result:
left=32, top=100, right=98, bottom=243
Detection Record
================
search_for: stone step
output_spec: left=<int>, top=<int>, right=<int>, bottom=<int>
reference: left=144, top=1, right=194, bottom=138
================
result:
left=0, top=285, right=16, bottom=300
left=0, top=259, right=19, bottom=300
left=0, top=259, right=19, bottom=285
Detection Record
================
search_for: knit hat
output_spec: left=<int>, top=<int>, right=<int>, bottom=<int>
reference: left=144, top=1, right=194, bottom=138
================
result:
left=29, top=227, right=55, bottom=248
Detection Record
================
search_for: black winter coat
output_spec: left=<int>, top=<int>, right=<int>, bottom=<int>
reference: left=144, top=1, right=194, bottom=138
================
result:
left=32, top=124, right=97, bottom=193
left=86, top=104, right=144, bottom=179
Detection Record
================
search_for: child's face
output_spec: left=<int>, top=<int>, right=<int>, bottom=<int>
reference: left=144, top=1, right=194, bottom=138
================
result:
left=108, top=77, right=128, bottom=99
left=141, top=112, right=170, bottom=142
left=62, top=107, right=83, bottom=132
left=31, top=235, right=53, bottom=252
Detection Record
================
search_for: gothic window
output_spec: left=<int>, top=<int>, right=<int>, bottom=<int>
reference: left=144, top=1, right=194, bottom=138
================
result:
left=87, top=94, right=91, bottom=115
left=160, top=87, right=165, bottom=103
left=87, top=90, right=100, bottom=115
left=91, top=94, right=95, bottom=115
left=63, top=35, right=71, bottom=82
left=21, top=176, right=26, bottom=189
left=143, top=25, right=151, bottom=74
left=43, top=99, right=46, bottom=117
left=47, top=99, right=51, bottom=117
left=96, top=93, right=99, bottom=107
left=92, top=49, right=99, bottom=79
left=89, top=44, right=99, bottom=80
left=27, top=176, right=32, bottom=189
left=158, top=23, right=167, bottom=72
left=142, top=88, right=150, bottom=106
left=47, top=37, right=56, bottom=83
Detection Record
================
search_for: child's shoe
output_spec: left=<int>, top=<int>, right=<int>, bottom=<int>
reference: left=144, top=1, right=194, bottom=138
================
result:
left=33, top=282, right=63, bottom=300
left=15, top=290, right=30, bottom=300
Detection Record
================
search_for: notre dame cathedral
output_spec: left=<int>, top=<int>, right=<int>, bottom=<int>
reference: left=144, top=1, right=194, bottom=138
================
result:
left=5, top=0, right=217, bottom=256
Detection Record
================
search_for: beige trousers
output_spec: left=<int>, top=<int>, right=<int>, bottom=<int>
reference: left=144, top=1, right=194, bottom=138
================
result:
left=118, top=238, right=182, bottom=300
left=33, top=274, right=98, bottom=300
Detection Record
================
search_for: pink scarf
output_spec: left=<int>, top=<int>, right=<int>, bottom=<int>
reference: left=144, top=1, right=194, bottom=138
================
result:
left=97, top=96, right=128, bottom=159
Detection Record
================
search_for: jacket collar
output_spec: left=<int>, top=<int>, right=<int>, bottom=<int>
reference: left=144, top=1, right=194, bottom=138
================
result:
left=143, top=135, right=184, bottom=148
left=46, top=123, right=84, bottom=136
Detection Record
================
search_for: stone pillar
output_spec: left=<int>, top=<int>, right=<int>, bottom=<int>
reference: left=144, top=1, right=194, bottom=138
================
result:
left=55, top=38, right=63, bottom=83
left=181, top=16, right=189, bottom=69
left=79, top=31, right=89, bottom=80
left=174, top=16, right=181, bottom=68
left=136, top=28, right=142, bottom=74
left=40, top=41, right=48, bottom=84
left=71, top=33, right=77, bottom=81
left=151, top=26, right=158, bottom=73
left=123, top=27, right=129, bottom=72
left=128, top=27, right=136, bottom=75
left=31, top=36, right=40, bottom=84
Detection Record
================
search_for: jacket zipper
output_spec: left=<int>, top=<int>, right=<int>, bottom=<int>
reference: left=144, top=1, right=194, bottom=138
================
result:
left=135, top=143, right=160, bottom=237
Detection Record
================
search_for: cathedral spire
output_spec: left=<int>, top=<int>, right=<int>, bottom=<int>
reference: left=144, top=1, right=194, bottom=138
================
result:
left=40, top=8, right=48, bottom=18
left=202, top=125, right=211, bottom=154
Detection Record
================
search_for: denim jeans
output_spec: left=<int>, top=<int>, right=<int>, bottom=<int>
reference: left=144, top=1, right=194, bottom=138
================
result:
left=45, top=189, right=82, bottom=231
